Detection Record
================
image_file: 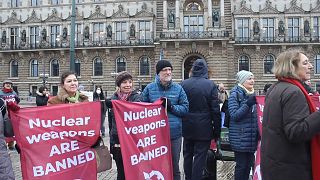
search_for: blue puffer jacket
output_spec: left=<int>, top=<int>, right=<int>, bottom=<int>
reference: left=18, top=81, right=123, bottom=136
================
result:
left=228, top=85, right=258, bottom=153
left=142, top=75, right=189, bottom=140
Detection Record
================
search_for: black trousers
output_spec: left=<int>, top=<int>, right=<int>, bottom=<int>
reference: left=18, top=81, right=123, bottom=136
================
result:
left=183, top=139, right=211, bottom=180
left=111, top=145, right=125, bottom=180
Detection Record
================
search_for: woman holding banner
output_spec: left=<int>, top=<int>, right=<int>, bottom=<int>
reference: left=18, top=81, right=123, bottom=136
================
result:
left=105, top=71, right=142, bottom=180
left=261, top=48, right=320, bottom=180
left=228, top=70, right=258, bottom=180
left=48, top=71, right=88, bottom=105
left=0, top=98, right=15, bottom=179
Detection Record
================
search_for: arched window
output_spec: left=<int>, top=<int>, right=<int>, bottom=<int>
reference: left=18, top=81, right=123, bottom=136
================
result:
left=93, top=57, right=103, bottom=76
left=264, top=54, right=274, bottom=74
left=139, top=56, right=150, bottom=75
left=116, top=56, right=126, bottom=73
left=183, top=2, right=204, bottom=33
left=30, top=59, right=38, bottom=77
left=10, top=60, right=18, bottom=77
left=75, top=59, right=81, bottom=76
left=315, top=55, right=320, bottom=74
left=50, top=59, right=59, bottom=77
left=238, top=55, right=250, bottom=71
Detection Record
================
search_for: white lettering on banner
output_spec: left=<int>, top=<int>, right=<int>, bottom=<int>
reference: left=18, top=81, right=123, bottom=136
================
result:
left=124, top=108, right=162, bottom=122
left=131, top=146, right=168, bottom=165
left=26, top=130, right=95, bottom=144
left=136, top=135, right=157, bottom=148
left=49, top=140, right=80, bottom=157
left=33, top=150, right=95, bottom=177
left=29, top=116, right=91, bottom=129
left=258, top=104, right=264, bottom=112
left=124, top=119, right=166, bottom=135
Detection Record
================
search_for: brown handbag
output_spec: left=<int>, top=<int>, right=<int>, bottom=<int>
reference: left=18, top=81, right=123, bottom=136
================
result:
left=94, top=138, right=112, bottom=173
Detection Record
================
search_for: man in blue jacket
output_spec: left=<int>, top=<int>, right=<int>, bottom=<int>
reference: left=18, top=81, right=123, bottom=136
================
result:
left=181, top=59, right=221, bottom=180
left=142, top=60, right=189, bottom=180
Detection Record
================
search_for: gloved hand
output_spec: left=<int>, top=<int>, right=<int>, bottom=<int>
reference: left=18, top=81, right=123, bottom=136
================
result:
left=7, top=102, right=20, bottom=112
left=246, top=95, right=257, bottom=107
left=105, top=99, right=113, bottom=108
left=161, top=97, right=173, bottom=112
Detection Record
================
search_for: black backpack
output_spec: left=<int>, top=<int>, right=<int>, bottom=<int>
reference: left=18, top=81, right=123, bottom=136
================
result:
left=221, top=92, right=239, bottom=128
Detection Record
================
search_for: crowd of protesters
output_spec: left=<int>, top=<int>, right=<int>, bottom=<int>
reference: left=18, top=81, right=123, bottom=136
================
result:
left=1, top=47, right=320, bottom=180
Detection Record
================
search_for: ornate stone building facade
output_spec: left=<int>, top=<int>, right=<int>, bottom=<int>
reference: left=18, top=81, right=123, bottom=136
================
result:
left=0, top=0, right=319, bottom=98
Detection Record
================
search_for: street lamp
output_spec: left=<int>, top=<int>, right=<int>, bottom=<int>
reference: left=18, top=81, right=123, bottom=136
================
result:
left=39, top=73, right=49, bottom=86
left=70, top=0, right=76, bottom=71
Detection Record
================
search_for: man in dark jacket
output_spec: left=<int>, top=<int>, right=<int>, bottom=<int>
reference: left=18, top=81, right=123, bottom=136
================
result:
left=36, top=86, right=49, bottom=106
left=181, top=59, right=221, bottom=180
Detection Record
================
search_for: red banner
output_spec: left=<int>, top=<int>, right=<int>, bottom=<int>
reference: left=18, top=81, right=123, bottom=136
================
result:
left=10, top=102, right=101, bottom=180
left=112, top=100, right=173, bottom=180
left=253, top=95, right=320, bottom=180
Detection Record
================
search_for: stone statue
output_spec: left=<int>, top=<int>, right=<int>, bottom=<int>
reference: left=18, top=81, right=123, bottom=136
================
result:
left=2, top=30, right=6, bottom=43
left=41, top=28, right=47, bottom=41
left=278, top=21, right=285, bottom=35
left=84, top=26, right=89, bottom=39
left=106, top=25, right=112, bottom=38
left=62, top=27, right=68, bottom=39
left=169, top=11, right=175, bottom=23
left=21, top=29, right=26, bottom=42
left=253, top=21, right=260, bottom=35
left=130, top=24, right=135, bottom=37
left=213, top=10, right=219, bottom=22
left=304, top=20, right=310, bottom=35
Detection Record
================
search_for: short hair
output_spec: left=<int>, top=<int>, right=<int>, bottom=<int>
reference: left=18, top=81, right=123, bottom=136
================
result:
left=273, top=48, right=305, bottom=79
left=60, top=71, right=77, bottom=85
left=38, top=86, right=48, bottom=93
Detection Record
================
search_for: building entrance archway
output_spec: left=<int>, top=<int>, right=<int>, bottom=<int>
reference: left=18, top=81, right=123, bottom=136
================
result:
left=183, top=54, right=204, bottom=80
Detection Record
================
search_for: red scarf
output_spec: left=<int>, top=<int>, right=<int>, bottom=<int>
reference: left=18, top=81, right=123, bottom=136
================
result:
left=280, top=78, right=320, bottom=180
left=116, top=90, right=131, bottom=101
left=2, top=88, right=13, bottom=93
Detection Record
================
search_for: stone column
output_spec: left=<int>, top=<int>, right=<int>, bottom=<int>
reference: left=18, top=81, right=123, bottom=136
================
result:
left=163, top=0, right=168, bottom=30
left=208, top=0, right=213, bottom=29
left=220, top=0, right=225, bottom=27
left=175, top=0, right=180, bottom=31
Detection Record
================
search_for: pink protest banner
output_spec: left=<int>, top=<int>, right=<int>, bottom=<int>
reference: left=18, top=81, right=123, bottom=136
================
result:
left=10, top=101, right=101, bottom=180
left=112, top=100, right=173, bottom=180
left=253, top=95, right=320, bottom=180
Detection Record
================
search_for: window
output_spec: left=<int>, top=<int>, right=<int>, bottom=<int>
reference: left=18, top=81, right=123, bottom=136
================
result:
left=115, top=22, right=127, bottom=43
left=139, top=56, right=150, bottom=75
left=93, top=23, right=104, bottom=44
left=51, top=0, right=59, bottom=5
left=313, top=17, right=320, bottom=38
left=52, top=85, right=58, bottom=96
left=184, top=15, right=204, bottom=32
left=93, top=57, right=103, bottom=76
left=11, top=0, right=20, bottom=7
left=30, top=26, right=39, bottom=48
left=238, top=55, right=250, bottom=71
left=185, top=2, right=202, bottom=11
left=31, top=86, right=38, bottom=97
left=236, top=18, right=250, bottom=42
left=315, top=55, right=320, bottom=74
left=31, top=0, right=39, bottom=6
left=262, top=18, right=274, bottom=42
left=288, top=18, right=300, bottom=42
left=10, top=28, right=18, bottom=49
left=10, top=60, right=18, bottom=77
left=50, top=25, right=60, bottom=47
left=139, top=21, right=151, bottom=42
left=75, top=24, right=82, bottom=46
left=264, top=54, right=274, bottom=74
left=75, top=59, right=81, bottom=76
left=30, top=59, right=39, bottom=77
left=116, top=56, right=126, bottom=73
left=50, top=59, right=59, bottom=77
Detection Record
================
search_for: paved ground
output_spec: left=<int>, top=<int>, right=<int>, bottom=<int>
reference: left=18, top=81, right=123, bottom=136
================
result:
left=10, top=102, right=236, bottom=179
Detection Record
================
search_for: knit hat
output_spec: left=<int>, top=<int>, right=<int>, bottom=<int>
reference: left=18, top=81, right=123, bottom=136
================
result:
left=3, top=79, right=13, bottom=86
left=156, top=60, right=173, bottom=74
left=116, top=71, right=133, bottom=87
left=236, top=70, right=254, bottom=84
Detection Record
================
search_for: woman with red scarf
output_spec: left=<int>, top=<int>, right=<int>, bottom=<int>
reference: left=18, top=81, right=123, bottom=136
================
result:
left=261, top=48, right=320, bottom=180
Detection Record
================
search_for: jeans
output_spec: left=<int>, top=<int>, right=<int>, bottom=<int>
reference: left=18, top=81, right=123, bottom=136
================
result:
left=171, top=137, right=182, bottom=180
left=183, top=139, right=211, bottom=180
left=234, top=151, right=255, bottom=180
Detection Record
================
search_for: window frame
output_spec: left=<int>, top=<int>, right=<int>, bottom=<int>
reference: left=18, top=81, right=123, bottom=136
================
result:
left=10, top=60, right=19, bottom=77
left=93, top=57, right=103, bottom=76
left=263, top=54, right=275, bottom=74
left=238, top=55, right=250, bottom=71
left=50, top=59, right=60, bottom=77
left=116, top=56, right=127, bottom=73
left=139, top=56, right=150, bottom=76
left=30, top=59, right=39, bottom=77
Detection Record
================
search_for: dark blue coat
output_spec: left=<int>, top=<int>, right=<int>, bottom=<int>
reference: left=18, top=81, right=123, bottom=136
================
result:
left=181, top=59, right=221, bottom=140
left=228, top=85, right=259, bottom=153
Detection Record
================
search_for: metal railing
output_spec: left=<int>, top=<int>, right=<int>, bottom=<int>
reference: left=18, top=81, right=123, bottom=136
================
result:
left=159, top=30, right=230, bottom=40
left=234, top=36, right=320, bottom=44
